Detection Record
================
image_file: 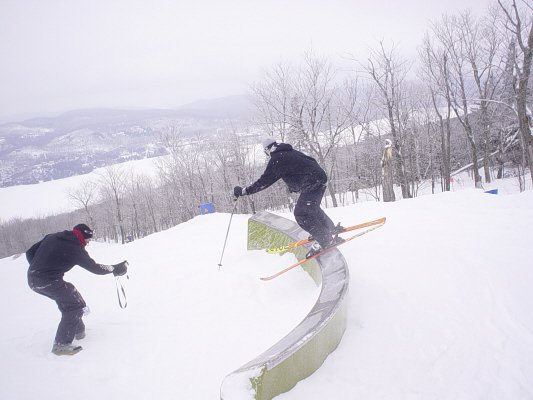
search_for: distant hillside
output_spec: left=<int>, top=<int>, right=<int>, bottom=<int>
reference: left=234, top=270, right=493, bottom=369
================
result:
left=0, top=94, right=253, bottom=130
left=0, top=95, right=254, bottom=187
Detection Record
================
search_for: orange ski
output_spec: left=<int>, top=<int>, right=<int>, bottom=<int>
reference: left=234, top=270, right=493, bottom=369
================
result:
left=260, top=218, right=386, bottom=281
left=266, top=217, right=386, bottom=254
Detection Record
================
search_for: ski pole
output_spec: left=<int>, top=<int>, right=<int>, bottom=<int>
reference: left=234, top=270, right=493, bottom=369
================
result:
left=115, top=274, right=128, bottom=309
left=115, top=261, right=129, bottom=309
left=218, top=197, right=239, bottom=269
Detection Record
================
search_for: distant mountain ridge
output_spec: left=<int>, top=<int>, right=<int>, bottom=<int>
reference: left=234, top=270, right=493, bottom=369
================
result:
left=0, top=95, right=254, bottom=187
left=0, top=94, right=253, bottom=132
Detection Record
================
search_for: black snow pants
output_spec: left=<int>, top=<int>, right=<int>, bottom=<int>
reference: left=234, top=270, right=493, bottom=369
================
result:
left=294, top=183, right=336, bottom=248
left=28, top=274, right=86, bottom=345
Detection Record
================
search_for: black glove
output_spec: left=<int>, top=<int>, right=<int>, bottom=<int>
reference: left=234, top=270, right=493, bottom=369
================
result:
left=113, top=261, right=128, bottom=276
left=233, top=186, right=246, bottom=198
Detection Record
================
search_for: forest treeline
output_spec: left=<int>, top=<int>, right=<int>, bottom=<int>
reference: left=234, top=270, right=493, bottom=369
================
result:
left=1, top=0, right=531, bottom=258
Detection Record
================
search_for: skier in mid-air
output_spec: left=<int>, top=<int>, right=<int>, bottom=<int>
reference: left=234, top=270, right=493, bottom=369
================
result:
left=26, top=223, right=128, bottom=356
left=233, top=137, right=343, bottom=258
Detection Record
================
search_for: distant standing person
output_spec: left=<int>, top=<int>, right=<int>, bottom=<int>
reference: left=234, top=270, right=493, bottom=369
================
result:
left=26, top=223, right=128, bottom=356
left=381, top=139, right=395, bottom=202
left=233, top=138, right=343, bottom=258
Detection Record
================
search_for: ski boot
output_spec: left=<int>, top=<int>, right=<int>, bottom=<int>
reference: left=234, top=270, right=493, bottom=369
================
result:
left=308, top=222, right=344, bottom=241
left=305, top=242, right=322, bottom=259
left=52, top=343, right=83, bottom=356
left=328, top=235, right=345, bottom=247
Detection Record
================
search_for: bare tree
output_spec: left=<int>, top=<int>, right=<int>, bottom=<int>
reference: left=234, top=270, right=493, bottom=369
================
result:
left=325, top=77, right=361, bottom=205
left=123, top=168, right=154, bottom=240
left=136, top=174, right=160, bottom=235
left=362, top=42, right=413, bottom=198
left=292, top=51, right=357, bottom=206
left=488, top=40, right=525, bottom=182
left=97, top=165, right=127, bottom=244
left=209, top=133, right=237, bottom=207
left=413, top=88, right=444, bottom=194
left=251, top=62, right=294, bottom=142
left=463, top=10, right=503, bottom=183
left=420, top=33, right=454, bottom=191
left=67, top=179, right=98, bottom=228
left=252, top=51, right=355, bottom=207
left=158, top=126, right=199, bottom=220
left=431, top=13, right=485, bottom=188
left=497, top=0, right=533, bottom=185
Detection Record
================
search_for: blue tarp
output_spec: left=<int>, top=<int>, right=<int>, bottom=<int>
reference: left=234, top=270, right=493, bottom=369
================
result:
left=199, top=202, right=216, bottom=214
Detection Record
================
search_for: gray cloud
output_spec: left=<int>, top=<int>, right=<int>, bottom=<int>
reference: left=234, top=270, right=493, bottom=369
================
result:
left=0, top=0, right=493, bottom=121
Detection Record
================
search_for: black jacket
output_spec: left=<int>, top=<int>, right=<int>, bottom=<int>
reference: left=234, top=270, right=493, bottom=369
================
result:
left=245, top=143, right=327, bottom=195
left=26, top=230, right=112, bottom=280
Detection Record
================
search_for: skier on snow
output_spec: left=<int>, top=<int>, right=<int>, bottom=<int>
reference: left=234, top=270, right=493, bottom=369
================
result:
left=233, top=138, right=343, bottom=258
left=26, top=223, right=128, bottom=356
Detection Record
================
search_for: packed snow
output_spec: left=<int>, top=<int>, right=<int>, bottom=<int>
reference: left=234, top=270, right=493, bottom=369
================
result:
left=0, top=156, right=162, bottom=221
left=1, top=173, right=532, bottom=399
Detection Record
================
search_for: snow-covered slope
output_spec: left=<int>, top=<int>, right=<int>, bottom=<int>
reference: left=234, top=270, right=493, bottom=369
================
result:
left=1, top=180, right=532, bottom=399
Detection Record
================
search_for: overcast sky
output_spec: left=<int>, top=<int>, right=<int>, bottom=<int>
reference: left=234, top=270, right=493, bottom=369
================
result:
left=0, top=0, right=495, bottom=121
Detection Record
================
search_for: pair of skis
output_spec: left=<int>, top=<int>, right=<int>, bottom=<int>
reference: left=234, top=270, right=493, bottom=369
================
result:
left=260, top=217, right=386, bottom=281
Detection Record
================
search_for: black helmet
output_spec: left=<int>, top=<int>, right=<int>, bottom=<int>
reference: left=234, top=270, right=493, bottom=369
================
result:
left=73, top=223, right=93, bottom=239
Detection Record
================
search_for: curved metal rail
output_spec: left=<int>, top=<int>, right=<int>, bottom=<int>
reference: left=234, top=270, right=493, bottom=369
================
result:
left=220, top=211, right=350, bottom=400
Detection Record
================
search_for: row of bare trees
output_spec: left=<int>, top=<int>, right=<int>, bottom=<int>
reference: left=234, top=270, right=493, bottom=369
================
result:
left=254, top=1, right=531, bottom=197
left=422, top=0, right=533, bottom=189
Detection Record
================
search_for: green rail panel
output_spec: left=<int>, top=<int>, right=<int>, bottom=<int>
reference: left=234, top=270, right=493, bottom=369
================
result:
left=220, top=211, right=350, bottom=400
